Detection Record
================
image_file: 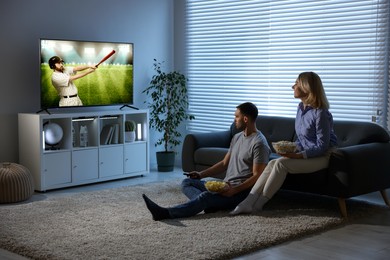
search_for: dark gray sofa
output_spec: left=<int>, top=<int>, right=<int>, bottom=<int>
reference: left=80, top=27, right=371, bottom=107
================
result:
left=182, top=115, right=390, bottom=218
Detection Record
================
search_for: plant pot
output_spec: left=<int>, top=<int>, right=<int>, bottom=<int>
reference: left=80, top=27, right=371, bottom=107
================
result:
left=125, top=131, right=136, bottom=142
left=156, top=151, right=175, bottom=172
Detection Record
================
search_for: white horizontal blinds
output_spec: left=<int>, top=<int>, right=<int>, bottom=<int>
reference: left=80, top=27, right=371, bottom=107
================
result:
left=387, top=3, right=390, bottom=132
left=186, top=0, right=389, bottom=133
left=388, top=47, right=390, bottom=130
left=267, top=0, right=387, bottom=122
left=187, top=1, right=270, bottom=132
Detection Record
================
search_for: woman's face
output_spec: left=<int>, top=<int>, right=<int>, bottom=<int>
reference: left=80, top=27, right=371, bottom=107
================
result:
left=292, top=79, right=307, bottom=99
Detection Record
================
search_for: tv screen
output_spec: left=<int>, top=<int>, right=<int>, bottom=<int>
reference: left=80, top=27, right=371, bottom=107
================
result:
left=40, top=39, right=133, bottom=109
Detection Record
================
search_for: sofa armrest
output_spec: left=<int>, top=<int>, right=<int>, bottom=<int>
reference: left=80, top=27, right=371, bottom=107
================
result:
left=327, top=142, right=390, bottom=197
left=182, top=130, right=232, bottom=172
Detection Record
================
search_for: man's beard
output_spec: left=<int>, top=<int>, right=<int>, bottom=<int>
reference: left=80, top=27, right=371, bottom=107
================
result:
left=55, top=66, right=65, bottom=73
left=236, top=122, right=246, bottom=130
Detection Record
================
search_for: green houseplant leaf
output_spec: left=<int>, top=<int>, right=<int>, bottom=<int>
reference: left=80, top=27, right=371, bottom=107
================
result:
left=143, top=59, right=194, bottom=152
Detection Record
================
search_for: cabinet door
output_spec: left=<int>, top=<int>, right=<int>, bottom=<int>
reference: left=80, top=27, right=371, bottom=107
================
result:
left=72, top=149, right=98, bottom=182
left=99, top=146, right=124, bottom=178
left=43, top=152, right=71, bottom=188
left=124, top=143, right=147, bottom=173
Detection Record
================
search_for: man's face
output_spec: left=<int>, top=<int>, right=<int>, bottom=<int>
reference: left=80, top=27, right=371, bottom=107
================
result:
left=234, top=109, right=247, bottom=130
left=54, top=61, right=65, bottom=72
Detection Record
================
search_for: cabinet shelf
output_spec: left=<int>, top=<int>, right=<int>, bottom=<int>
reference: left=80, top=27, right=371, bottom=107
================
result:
left=19, top=109, right=149, bottom=191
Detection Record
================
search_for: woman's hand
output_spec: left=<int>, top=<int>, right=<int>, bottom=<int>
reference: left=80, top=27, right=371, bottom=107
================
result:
left=279, top=152, right=304, bottom=159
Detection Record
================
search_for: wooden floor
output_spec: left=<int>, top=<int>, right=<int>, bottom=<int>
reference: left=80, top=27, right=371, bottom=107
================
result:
left=235, top=195, right=390, bottom=260
left=1, top=168, right=390, bottom=260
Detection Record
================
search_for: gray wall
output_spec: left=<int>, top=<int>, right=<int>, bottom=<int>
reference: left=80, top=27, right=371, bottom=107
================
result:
left=0, top=0, right=180, bottom=167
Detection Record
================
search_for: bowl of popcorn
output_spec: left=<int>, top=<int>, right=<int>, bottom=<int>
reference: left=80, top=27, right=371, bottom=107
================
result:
left=205, top=180, right=228, bottom=193
left=272, top=141, right=297, bottom=154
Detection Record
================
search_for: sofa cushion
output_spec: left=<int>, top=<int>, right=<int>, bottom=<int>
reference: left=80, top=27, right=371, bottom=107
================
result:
left=194, top=147, right=228, bottom=166
left=230, top=115, right=296, bottom=152
left=333, top=121, right=390, bottom=147
left=256, top=116, right=296, bottom=149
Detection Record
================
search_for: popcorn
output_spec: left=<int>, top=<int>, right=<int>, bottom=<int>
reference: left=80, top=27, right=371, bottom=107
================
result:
left=272, top=141, right=297, bottom=154
left=205, top=181, right=227, bottom=192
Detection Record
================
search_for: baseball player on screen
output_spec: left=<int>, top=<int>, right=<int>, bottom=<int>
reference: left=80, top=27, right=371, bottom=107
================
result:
left=49, top=56, right=96, bottom=107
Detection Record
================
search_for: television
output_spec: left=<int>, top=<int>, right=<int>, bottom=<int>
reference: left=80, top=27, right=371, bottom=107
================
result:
left=40, top=38, right=134, bottom=110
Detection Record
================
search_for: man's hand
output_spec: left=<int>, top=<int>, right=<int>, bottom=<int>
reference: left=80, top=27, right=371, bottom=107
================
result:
left=219, top=183, right=236, bottom=197
left=88, top=66, right=97, bottom=74
left=183, top=172, right=201, bottom=179
left=71, top=65, right=97, bottom=81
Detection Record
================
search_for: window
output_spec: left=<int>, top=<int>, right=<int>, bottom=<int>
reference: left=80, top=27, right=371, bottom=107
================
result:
left=186, top=0, right=390, bottom=132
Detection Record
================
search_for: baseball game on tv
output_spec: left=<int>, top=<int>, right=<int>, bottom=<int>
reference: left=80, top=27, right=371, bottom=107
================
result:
left=40, top=38, right=134, bottom=109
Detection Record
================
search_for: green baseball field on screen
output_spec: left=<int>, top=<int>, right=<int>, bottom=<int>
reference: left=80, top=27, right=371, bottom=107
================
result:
left=40, top=64, right=133, bottom=108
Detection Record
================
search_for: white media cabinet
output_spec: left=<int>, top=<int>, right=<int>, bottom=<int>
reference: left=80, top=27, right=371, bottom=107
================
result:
left=18, top=109, right=149, bottom=191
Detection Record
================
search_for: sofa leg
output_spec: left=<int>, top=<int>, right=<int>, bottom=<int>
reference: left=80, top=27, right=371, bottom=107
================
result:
left=380, top=190, right=390, bottom=207
left=338, top=198, right=348, bottom=219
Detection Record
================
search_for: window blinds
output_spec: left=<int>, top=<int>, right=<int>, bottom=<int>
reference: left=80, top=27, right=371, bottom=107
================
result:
left=186, top=0, right=389, bottom=133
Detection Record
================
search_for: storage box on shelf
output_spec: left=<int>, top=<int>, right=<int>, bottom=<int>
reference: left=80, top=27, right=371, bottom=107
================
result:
left=18, top=109, right=149, bottom=191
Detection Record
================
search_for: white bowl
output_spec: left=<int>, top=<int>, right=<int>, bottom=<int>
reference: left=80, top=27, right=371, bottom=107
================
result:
left=272, top=141, right=296, bottom=154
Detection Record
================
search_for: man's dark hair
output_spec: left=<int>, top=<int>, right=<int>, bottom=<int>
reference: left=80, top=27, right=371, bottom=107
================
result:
left=236, top=102, right=258, bottom=121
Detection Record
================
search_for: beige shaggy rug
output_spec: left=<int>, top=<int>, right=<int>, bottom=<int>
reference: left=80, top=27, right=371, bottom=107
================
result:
left=0, top=181, right=386, bottom=260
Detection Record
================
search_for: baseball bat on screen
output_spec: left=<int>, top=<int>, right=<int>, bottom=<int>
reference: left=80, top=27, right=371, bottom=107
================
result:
left=96, top=50, right=116, bottom=67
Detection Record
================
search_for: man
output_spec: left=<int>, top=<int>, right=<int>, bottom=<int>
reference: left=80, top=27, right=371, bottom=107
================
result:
left=142, top=102, right=271, bottom=221
left=49, top=56, right=97, bottom=107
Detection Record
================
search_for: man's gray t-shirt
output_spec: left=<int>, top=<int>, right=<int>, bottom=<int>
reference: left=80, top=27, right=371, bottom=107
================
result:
left=223, top=130, right=270, bottom=185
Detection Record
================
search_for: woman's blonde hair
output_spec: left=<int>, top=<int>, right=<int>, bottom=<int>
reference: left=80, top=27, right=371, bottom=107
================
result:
left=297, top=71, right=329, bottom=109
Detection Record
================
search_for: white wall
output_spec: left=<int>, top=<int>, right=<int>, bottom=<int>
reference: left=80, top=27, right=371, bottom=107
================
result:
left=173, top=0, right=188, bottom=167
left=0, top=0, right=175, bottom=166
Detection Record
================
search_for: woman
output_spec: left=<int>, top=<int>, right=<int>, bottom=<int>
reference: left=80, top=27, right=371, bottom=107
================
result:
left=230, top=71, right=338, bottom=215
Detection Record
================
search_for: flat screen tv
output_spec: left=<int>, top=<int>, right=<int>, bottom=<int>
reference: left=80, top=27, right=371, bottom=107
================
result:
left=40, top=38, right=134, bottom=109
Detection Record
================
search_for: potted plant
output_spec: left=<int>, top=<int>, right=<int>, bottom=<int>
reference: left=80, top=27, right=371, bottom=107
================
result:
left=124, top=120, right=136, bottom=142
left=143, top=59, right=194, bottom=172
